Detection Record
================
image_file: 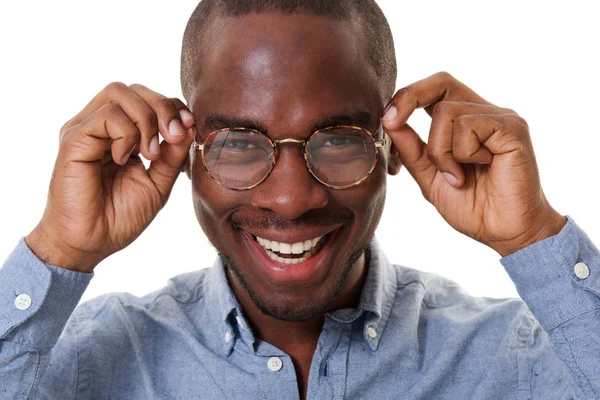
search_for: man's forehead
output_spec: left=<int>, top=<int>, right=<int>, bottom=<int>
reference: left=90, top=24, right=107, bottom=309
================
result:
left=188, top=12, right=382, bottom=133
left=204, top=12, right=361, bottom=53
left=199, top=12, right=364, bottom=80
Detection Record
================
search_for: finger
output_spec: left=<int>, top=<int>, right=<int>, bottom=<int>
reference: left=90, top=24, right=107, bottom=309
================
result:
left=382, top=71, right=493, bottom=132
left=386, top=123, right=438, bottom=200
left=61, top=103, right=141, bottom=165
left=452, top=127, right=494, bottom=165
left=147, top=125, right=196, bottom=201
left=129, top=84, right=192, bottom=144
left=168, top=98, right=196, bottom=174
left=427, top=101, right=516, bottom=187
left=64, top=82, right=162, bottom=161
left=169, top=97, right=196, bottom=130
left=453, top=114, right=532, bottom=160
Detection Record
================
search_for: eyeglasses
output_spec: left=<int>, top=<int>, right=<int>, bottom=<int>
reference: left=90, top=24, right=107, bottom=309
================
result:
left=191, top=124, right=386, bottom=191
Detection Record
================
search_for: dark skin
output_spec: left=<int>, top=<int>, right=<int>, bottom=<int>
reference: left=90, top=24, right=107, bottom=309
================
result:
left=184, top=14, right=399, bottom=398
left=26, top=10, right=566, bottom=400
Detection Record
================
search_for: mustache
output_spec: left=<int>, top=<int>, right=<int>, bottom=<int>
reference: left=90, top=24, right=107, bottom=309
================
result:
left=230, top=209, right=353, bottom=230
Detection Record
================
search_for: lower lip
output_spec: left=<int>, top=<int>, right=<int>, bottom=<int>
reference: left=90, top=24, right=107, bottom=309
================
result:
left=240, top=229, right=338, bottom=284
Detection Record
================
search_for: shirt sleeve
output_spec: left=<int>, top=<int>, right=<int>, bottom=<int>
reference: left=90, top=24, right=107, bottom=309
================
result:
left=501, top=216, right=600, bottom=399
left=0, top=238, right=92, bottom=399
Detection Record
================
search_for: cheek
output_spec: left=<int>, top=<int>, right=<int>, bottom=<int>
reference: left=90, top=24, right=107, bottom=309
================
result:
left=330, top=161, right=388, bottom=238
left=191, top=171, right=244, bottom=248
left=360, top=164, right=388, bottom=226
left=369, top=167, right=388, bottom=228
left=369, top=151, right=390, bottom=210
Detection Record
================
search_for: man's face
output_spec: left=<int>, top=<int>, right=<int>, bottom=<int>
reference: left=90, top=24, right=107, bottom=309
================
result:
left=186, top=13, right=396, bottom=320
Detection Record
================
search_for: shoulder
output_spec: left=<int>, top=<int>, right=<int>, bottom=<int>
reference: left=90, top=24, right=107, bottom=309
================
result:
left=71, top=267, right=217, bottom=341
left=388, top=264, right=550, bottom=372
left=393, top=263, right=522, bottom=310
left=390, top=263, right=537, bottom=339
left=57, top=266, right=225, bottom=393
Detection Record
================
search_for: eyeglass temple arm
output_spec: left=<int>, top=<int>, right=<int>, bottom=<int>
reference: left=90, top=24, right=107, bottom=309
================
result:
left=374, top=124, right=387, bottom=148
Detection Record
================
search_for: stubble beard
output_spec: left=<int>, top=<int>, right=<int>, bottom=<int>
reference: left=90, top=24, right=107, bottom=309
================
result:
left=220, top=241, right=371, bottom=322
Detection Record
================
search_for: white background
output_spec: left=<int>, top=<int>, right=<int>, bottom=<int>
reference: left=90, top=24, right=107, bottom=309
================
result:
left=0, top=1, right=598, bottom=304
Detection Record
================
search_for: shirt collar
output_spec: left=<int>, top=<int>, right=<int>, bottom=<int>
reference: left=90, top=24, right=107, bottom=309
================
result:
left=203, top=258, right=254, bottom=356
left=328, top=238, right=397, bottom=351
left=204, top=237, right=397, bottom=355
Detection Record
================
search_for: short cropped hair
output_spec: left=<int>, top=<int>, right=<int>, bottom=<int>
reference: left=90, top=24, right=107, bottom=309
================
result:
left=180, top=0, right=397, bottom=101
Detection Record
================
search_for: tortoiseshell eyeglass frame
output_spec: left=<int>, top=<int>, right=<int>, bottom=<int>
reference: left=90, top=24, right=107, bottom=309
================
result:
left=191, top=124, right=386, bottom=191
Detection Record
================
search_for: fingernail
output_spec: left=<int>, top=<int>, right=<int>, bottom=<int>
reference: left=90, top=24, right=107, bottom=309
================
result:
left=169, top=119, right=185, bottom=136
left=442, top=172, right=457, bottom=187
left=179, top=109, right=195, bottom=124
left=383, top=105, right=398, bottom=121
left=121, top=147, right=134, bottom=164
left=150, top=136, right=160, bottom=154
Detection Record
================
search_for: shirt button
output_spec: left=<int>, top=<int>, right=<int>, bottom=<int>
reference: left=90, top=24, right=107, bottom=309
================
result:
left=15, top=294, right=32, bottom=311
left=267, top=357, right=283, bottom=372
left=367, top=326, right=377, bottom=339
left=574, top=262, right=590, bottom=279
left=225, top=332, right=232, bottom=343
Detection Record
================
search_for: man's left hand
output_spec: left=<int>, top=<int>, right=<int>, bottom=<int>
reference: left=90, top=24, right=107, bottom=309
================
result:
left=382, top=72, right=567, bottom=257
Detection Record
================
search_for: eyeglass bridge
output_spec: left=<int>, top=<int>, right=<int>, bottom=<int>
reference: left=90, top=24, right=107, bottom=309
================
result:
left=273, top=138, right=306, bottom=145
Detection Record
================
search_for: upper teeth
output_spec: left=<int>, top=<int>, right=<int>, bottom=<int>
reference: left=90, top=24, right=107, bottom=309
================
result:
left=256, top=236, right=322, bottom=254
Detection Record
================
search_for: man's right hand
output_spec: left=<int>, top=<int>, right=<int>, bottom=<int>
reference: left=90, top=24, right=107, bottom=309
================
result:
left=25, top=83, right=195, bottom=273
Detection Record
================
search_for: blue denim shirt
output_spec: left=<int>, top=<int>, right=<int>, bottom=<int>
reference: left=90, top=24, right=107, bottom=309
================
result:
left=1, top=217, right=599, bottom=399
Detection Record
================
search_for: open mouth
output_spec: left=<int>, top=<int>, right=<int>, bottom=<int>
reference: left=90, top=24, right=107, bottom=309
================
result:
left=254, top=235, right=328, bottom=265
left=239, top=227, right=341, bottom=284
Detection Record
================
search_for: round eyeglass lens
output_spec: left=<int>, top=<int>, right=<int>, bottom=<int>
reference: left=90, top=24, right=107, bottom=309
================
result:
left=305, top=127, right=377, bottom=188
left=202, top=129, right=275, bottom=189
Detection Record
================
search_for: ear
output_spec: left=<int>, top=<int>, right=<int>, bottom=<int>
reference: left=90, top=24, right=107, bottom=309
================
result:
left=182, top=101, right=195, bottom=180
left=386, top=134, right=402, bottom=176
left=182, top=156, right=191, bottom=179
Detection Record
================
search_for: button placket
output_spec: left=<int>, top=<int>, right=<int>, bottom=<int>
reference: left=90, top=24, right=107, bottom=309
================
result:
left=267, top=357, right=283, bottom=372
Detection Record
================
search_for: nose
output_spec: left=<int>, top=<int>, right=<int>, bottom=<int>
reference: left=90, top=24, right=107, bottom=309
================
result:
left=250, top=146, right=329, bottom=220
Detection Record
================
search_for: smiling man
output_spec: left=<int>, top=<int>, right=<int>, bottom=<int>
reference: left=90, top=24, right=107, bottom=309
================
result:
left=1, top=1, right=599, bottom=399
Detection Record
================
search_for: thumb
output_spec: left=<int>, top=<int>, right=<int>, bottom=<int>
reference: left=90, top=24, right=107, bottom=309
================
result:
left=147, top=125, right=195, bottom=201
left=386, top=122, right=438, bottom=198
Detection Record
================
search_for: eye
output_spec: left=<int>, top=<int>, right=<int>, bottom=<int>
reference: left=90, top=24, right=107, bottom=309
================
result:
left=225, top=139, right=257, bottom=149
left=323, top=135, right=363, bottom=147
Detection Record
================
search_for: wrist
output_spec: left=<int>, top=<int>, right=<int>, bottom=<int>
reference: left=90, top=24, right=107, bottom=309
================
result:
left=25, top=225, right=98, bottom=273
left=492, top=211, right=567, bottom=257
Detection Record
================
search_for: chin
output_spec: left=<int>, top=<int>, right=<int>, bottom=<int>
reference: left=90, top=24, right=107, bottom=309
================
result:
left=221, top=241, right=367, bottom=321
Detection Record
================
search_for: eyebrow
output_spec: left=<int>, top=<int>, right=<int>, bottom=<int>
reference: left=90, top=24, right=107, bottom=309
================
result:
left=202, top=110, right=376, bottom=136
left=203, top=114, right=267, bottom=133
left=310, top=111, right=375, bottom=133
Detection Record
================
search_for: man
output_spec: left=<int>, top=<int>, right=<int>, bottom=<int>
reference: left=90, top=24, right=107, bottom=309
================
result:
left=1, top=0, right=598, bottom=399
